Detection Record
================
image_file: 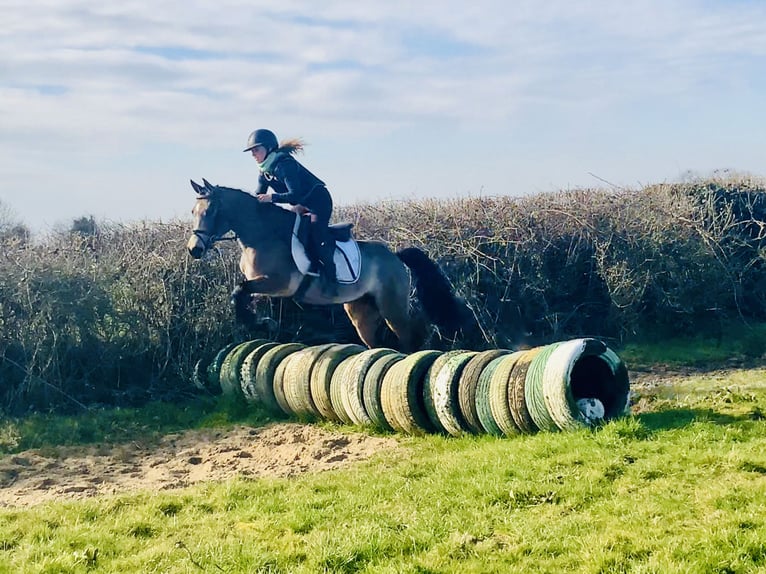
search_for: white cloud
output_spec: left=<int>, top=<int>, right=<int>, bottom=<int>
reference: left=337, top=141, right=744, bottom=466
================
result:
left=2, top=0, right=765, bottom=230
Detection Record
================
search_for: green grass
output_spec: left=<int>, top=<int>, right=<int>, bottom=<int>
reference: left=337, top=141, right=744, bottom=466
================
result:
left=0, top=396, right=286, bottom=455
left=3, top=369, right=766, bottom=572
left=619, top=322, right=766, bottom=367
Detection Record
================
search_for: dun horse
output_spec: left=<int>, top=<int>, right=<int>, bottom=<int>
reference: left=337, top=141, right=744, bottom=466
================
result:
left=187, top=180, right=470, bottom=352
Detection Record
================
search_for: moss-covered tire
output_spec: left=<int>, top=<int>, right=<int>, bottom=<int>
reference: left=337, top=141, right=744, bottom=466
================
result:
left=488, top=351, right=525, bottom=436
left=508, top=347, right=543, bottom=434
left=240, top=342, right=280, bottom=405
left=458, top=350, right=510, bottom=433
left=312, top=344, right=366, bottom=421
left=283, top=344, right=335, bottom=418
left=424, top=351, right=477, bottom=435
left=206, top=342, right=239, bottom=395
left=255, top=343, right=306, bottom=415
left=362, top=352, right=406, bottom=431
left=220, top=339, right=271, bottom=398
left=381, top=350, right=441, bottom=435
left=339, top=348, right=399, bottom=426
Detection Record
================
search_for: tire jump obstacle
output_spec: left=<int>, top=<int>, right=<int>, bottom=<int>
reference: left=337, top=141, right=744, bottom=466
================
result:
left=193, top=338, right=631, bottom=436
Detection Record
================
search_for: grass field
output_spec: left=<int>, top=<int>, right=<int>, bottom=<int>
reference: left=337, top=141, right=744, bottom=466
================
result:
left=2, top=361, right=766, bottom=573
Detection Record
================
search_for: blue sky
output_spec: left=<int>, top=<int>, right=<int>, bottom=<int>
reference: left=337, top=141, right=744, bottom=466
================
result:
left=2, top=0, right=765, bottom=232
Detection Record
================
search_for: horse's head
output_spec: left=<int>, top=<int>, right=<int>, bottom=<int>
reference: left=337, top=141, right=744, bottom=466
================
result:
left=187, top=179, right=229, bottom=259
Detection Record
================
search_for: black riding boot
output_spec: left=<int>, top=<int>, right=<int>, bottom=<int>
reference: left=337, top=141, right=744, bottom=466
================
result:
left=318, top=240, right=338, bottom=297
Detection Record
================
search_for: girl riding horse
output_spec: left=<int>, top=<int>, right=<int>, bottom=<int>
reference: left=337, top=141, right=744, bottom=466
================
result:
left=244, top=129, right=337, bottom=297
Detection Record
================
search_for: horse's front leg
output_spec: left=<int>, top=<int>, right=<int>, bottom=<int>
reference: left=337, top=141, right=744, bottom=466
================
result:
left=230, top=274, right=293, bottom=326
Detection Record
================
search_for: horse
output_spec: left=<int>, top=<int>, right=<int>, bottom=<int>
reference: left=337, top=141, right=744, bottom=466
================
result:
left=186, top=179, right=472, bottom=352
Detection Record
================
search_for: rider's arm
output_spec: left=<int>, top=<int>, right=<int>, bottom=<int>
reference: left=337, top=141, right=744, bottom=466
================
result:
left=254, top=173, right=270, bottom=195
left=267, top=159, right=306, bottom=204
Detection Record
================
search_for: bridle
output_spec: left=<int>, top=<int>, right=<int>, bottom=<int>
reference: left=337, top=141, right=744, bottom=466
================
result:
left=192, top=194, right=237, bottom=251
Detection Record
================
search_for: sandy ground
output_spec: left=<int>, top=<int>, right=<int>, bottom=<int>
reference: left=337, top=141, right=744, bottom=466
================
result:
left=0, top=366, right=742, bottom=509
left=0, top=422, right=399, bottom=508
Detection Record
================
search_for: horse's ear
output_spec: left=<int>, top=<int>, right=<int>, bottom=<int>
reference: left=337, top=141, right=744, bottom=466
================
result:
left=190, top=179, right=205, bottom=195
left=201, top=178, right=214, bottom=190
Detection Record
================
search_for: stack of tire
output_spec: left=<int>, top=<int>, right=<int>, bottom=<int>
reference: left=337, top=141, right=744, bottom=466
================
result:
left=193, top=338, right=630, bottom=436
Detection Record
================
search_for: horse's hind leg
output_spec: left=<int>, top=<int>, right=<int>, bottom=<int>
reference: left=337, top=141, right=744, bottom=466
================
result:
left=375, top=287, right=426, bottom=353
left=344, top=296, right=385, bottom=348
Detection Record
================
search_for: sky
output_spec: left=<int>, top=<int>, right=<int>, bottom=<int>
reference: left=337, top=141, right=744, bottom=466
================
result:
left=2, top=0, right=765, bottom=233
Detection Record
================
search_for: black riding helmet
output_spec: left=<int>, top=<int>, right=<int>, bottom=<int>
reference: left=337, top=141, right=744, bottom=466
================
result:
left=243, top=129, right=278, bottom=153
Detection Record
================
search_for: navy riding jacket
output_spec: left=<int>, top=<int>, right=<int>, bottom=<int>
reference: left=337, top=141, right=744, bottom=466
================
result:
left=255, top=154, right=329, bottom=208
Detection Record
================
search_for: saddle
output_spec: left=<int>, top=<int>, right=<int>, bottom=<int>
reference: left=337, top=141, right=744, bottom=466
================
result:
left=290, top=213, right=361, bottom=284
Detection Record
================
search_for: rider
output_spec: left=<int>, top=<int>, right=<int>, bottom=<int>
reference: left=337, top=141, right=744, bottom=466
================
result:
left=244, top=128, right=338, bottom=297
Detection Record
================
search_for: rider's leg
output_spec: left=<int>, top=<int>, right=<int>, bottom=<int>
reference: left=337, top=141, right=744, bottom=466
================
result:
left=313, top=221, right=338, bottom=297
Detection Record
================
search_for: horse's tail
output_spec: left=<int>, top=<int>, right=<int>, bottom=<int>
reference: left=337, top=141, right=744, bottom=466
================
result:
left=396, top=247, right=472, bottom=339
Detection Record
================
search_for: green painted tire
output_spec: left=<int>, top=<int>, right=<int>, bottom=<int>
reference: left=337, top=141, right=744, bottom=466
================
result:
left=380, top=350, right=442, bottom=435
left=283, top=344, right=335, bottom=418
left=240, top=342, right=280, bottom=405
left=339, top=348, right=399, bottom=426
left=254, top=343, right=306, bottom=414
left=362, top=352, right=406, bottom=431
left=508, top=347, right=543, bottom=434
left=488, top=351, right=525, bottom=436
left=457, top=349, right=511, bottom=433
left=424, top=351, right=478, bottom=436
left=524, top=342, right=564, bottom=432
left=312, top=344, right=366, bottom=421
left=206, top=342, right=239, bottom=395
left=475, top=356, right=507, bottom=436
left=219, top=339, right=271, bottom=398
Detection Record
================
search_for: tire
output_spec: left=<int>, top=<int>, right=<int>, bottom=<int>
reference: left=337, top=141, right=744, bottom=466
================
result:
left=476, top=356, right=506, bottom=436
left=425, top=351, right=478, bottom=436
left=338, top=348, right=399, bottom=426
left=508, top=347, right=544, bottom=434
left=362, top=352, right=406, bottom=431
left=283, top=344, right=335, bottom=418
left=240, top=342, right=280, bottom=405
left=329, top=356, right=358, bottom=424
left=457, top=349, right=510, bottom=433
left=380, top=350, right=441, bottom=435
left=206, top=342, right=239, bottom=395
left=219, top=339, right=271, bottom=398
left=422, top=350, right=468, bottom=433
left=488, top=351, right=525, bottom=436
left=254, top=343, right=306, bottom=414
left=542, top=339, right=630, bottom=430
left=312, top=344, right=367, bottom=421
left=192, top=357, right=209, bottom=391
left=524, top=342, right=564, bottom=432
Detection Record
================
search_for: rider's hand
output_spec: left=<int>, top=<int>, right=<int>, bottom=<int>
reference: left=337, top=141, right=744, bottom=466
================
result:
left=257, top=192, right=274, bottom=203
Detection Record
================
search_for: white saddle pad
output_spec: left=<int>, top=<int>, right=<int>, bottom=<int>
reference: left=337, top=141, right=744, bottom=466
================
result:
left=290, top=213, right=361, bottom=284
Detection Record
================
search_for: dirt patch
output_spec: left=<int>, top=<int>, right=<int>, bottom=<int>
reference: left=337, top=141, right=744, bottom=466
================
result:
left=0, top=423, right=399, bottom=508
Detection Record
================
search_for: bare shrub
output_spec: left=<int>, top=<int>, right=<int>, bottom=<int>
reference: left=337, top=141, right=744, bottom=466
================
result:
left=1, top=175, right=764, bottom=413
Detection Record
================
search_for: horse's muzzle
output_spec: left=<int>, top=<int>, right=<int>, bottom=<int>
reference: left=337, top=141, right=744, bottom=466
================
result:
left=187, top=235, right=206, bottom=259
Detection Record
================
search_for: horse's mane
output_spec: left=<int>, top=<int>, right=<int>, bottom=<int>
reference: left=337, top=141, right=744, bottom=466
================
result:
left=277, top=138, right=305, bottom=156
